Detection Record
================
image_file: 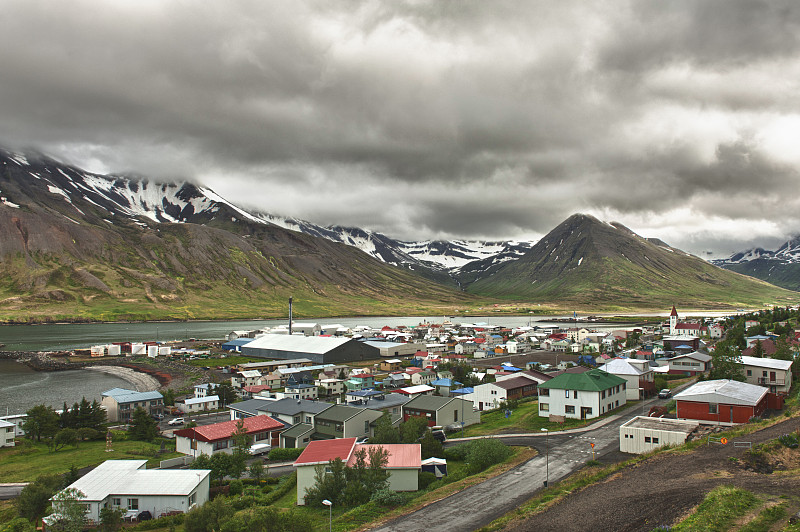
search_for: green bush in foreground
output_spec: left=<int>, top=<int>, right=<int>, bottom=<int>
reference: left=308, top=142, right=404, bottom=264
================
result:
left=266, top=447, right=303, bottom=461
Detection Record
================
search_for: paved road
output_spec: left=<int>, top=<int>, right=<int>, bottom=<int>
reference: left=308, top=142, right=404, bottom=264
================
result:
left=370, top=394, right=679, bottom=532
left=0, top=484, right=27, bottom=500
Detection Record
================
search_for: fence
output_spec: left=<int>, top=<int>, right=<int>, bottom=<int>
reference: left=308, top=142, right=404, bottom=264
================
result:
left=160, top=455, right=194, bottom=469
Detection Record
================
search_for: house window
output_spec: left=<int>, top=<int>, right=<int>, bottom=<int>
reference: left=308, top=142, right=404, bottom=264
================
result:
left=305, top=416, right=312, bottom=424
left=615, top=400, right=619, bottom=407
left=127, top=498, right=139, bottom=511
left=644, top=437, right=651, bottom=443
left=709, top=403, right=718, bottom=414
left=539, top=389, right=549, bottom=396
left=573, top=391, right=578, bottom=399
left=364, top=421, right=370, bottom=433
left=584, top=408, right=592, bottom=415
left=747, top=370, right=752, bottom=376
left=653, top=437, right=659, bottom=444
left=601, top=391, right=606, bottom=399
left=213, top=440, right=229, bottom=451
left=454, top=409, right=458, bottom=422
left=111, top=498, right=121, bottom=507
left=539, top=403, right=549, bottom=411
left=565, top=405, right=575, bottom=414
left=763, top=371, right=768, bottom=377
left=189, top=492, right=196, bottom=507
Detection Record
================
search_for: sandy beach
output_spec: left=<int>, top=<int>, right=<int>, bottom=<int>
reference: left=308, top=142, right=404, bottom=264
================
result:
left=85, top=365, right=161, bottom=391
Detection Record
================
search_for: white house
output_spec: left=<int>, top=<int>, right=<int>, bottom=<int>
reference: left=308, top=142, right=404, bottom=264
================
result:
left=740, top=356, right=793, bottom=393
left=0, top=420, right=15, bottom=447
left=177, top=395, right=220, bottom=414
left=598, top=358, right=655, bottom=400
left=174, top=415, right=285, bottom=457
left=101, top=388, right=164, bottom=423
left=285, top=384, right=319, bottom=401
left=231, top=370, right=262, bottom=389
left=537, top=369, right=627, bottom=420
left=50, top=460, right=210, bottom=524
left=463, top=376, right=538, bottom=411
left=193, top=384, right=214, bottom=398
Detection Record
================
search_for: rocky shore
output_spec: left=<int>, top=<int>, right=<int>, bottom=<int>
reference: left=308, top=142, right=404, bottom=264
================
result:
left=85, top=365, right=161, bottom=392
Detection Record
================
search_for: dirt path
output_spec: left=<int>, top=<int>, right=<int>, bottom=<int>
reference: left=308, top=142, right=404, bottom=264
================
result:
left=505, top=416, right=800, bottom=532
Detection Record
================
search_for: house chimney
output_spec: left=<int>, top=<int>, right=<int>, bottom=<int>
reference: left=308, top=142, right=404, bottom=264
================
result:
left=289, top=297, right=293, bottom=335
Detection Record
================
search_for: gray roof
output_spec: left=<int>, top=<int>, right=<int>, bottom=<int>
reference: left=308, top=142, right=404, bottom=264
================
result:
left=316, top=404, right=382, bottom=423
left=102, top=388, right=163, bottom=404
left=351, top=393, right=410, bottom=411
left=404, top=395, right=459, bottom=412
left=59, top=460, right=209, bottom=502
left=242, top=335, right=355, bottom=354
left=238, top=359, right=313, bottom=369
left=256, top=397, right=333, bottom=417
left=621, top=416, right=699, bottom=433
left=228, top=398, right=279, bottom=416
left=669, top=351, right=712, bottom=363
left=675, top=379, right=768, bottom=406
left=280, top=423, right=315, bottom=439
left=362, top=341, right=407, bottom=349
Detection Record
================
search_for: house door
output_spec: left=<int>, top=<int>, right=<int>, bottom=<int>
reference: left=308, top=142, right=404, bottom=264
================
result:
left=479, top=402, right=484, bottom=411
left=581, top=407, right=591, bottom=420
left=770, top=371, right=776, bottom=383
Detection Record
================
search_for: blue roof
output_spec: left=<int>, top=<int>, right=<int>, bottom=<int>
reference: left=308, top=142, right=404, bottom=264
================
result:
left=431, top=378, right=462, bottom=387
left=222, top=339, right=254, bottom=347
left=101, top=388, right=163, bottom=403
left=501, top=366, right=522, bottom=371
left=451, top=387, right=474, bottom=395
left=675, top=345, right=693, bottom=349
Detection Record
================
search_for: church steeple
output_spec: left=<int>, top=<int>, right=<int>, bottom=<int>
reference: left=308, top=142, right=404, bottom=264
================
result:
left=669, top=305, right=678, bottom=335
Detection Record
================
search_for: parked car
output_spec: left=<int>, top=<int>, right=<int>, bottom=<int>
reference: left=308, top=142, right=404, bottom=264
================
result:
left=151, top=413, right=164, bottom=421
left=431, top=429, right=446, bottom=443
left=168, top=417, right=185, bottom=426
left=355, top=436, right=369, bottom=444
left=658, top=389, right=672, bottom=399
left=248, top=443, right=271, bottom=456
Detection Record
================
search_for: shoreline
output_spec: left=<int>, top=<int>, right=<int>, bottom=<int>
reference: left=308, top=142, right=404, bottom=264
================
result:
left=85, top=365, right=161, bottom=392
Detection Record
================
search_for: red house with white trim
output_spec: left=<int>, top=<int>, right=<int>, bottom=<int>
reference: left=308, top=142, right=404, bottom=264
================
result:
left=173, top=415, right=284, bottom=456
left=674, top=380, right=769, bottom=426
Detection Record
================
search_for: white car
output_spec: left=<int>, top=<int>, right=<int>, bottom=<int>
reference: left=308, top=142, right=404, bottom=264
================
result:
left=248, top=443, right=271, bottom=456
left=168, top=417, right=185, bottom=426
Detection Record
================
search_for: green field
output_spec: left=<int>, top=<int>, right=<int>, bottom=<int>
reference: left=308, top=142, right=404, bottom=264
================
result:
left=0, top=432, right=180, bottom=482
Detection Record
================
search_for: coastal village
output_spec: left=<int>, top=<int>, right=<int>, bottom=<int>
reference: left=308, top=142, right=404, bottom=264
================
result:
left=2, top=305, right=800, bottom=531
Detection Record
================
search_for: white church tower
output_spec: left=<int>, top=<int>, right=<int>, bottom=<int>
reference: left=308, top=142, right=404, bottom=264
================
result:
left=669, top=305, right=678, bottom=336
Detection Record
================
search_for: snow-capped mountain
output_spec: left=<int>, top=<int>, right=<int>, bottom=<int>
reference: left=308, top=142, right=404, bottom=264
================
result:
left=713, top=237, right=800, bottom=291
left=0, top=148, right=533, bottom=285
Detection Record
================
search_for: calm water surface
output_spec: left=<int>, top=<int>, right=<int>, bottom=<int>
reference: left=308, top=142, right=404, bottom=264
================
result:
left=0, top=359, right=133, bottom=415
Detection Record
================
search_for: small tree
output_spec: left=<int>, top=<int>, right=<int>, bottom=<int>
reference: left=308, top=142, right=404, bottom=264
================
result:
left=400, top=416, right=429, bottom=443
left=419, top=430, right=443, bottom=459
left=49, top=488, right=87, bottom=532
left=51, top=429, right=78, bottom=452
left=128, top=407, right=159, bottom=441
left=753, top=340, right=764, bottom=358
left=22, top=405, right=60, bottom=443
left=710, top=342, right=745, bottom=381
left=16, top=474, right=63, bottom=522
left=304, top=458, right=348, bottom=506
left=371, top=412, right=400, bottom=444
left=248, top=461, right=265, bottom=483
left=98, top=506, right=124, bottom=532
left=214, top=383, right=237, bottom=408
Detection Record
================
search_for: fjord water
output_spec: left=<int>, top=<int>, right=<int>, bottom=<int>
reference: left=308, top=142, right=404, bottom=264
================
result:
left=0, top=359, right=133, bottom=415
left=0, top=312, right=731, bottom=352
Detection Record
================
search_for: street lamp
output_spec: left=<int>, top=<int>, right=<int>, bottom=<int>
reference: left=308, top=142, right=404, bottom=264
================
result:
left=541, top=428, right=549, bottom=488
left=639, top=387, right=645, bottom=416
left=322, top=499, right=332, bottom=532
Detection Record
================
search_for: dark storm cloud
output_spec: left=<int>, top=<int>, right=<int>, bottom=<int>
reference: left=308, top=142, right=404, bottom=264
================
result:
left=0, top=0, right=799, bottom=257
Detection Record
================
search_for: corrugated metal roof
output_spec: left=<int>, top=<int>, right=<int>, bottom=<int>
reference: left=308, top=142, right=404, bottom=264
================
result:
left=599, top=358, right=648, bottom=376
left=243, top=335, right=355, bottom=354
left=493, top=376, right=535, bottom=390
left=173, top=415, right=284, bottom=442
left=258, top=398, right=333, bottom=416
left=740, top=356, right=792, bottom=371
left=102, top=388, right=163, bottom=404
left=184, top=395, right=219, bottom=405
left=294, top=437, right=357, bottom=466
left=675, top=379, right=768, bottom=406
left=352, top=444, right=421, bottom=469
left=61, top=460, right=209, bottom=502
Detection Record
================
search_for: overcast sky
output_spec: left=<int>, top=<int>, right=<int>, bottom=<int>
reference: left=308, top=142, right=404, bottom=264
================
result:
left=2, top=0, right=800, bottom=258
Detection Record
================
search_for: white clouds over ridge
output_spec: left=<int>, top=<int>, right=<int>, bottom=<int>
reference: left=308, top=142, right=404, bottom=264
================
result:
left=1, top=0, right=799, bottom=256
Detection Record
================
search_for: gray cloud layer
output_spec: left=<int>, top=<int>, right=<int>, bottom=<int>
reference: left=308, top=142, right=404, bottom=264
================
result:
left=2, top=0, right=800, bottom=257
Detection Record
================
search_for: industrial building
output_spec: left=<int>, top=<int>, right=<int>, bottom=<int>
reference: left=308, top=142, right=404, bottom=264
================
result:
left=241, top=335, right=380, bottom=364
left=619, top=416, right=699, bottom=454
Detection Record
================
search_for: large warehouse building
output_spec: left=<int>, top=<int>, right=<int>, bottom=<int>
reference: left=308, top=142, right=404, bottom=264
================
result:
left=240, top=335, right=380, bottom=364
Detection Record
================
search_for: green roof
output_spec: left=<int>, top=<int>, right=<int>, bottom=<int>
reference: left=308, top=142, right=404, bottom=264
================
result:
left=538, top=369, right=626, bottom=392
left=316, top=405, right=382, bottom=423
left=281, top=423, right=314, bottom=439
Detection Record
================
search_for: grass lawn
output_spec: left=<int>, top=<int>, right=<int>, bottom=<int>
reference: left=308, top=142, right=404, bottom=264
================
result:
left=459, top=398, right=623, bottom=437
left=0, top=431, right=180, bottom=482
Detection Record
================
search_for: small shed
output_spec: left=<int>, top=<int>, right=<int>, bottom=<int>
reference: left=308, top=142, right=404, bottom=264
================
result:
left=421, top=457, right=448, bottom=478
left=619, top=416, right=699, bottom=454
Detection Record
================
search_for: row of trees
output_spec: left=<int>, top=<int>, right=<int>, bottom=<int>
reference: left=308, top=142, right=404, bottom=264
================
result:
left=22, top=399, right=107, bottom=451
left=371, top=413, right=443, bottom=459
left=304, top=446, right=390, bottom=507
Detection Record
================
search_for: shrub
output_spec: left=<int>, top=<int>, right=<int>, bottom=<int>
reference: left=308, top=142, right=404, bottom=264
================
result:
left=465, top=438, right=513, bottom=473
left=228, top=480, right=243, bottom=496
left=777, top=433, right=799, bottom=449
left=443, top=442, right=470, bottom=462
left=370, top=488, right=405, bottom=507
left=418, top=471, right=437, bottom=490
left=266, top=448, right=304, bottom=461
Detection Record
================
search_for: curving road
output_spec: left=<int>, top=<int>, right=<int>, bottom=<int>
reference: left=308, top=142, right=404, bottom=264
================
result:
left=370, top=394, right=677, bottom=532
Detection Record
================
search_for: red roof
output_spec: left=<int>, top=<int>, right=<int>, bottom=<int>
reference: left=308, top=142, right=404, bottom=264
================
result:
left=294, top=438, right=357, bottom=466
left=676, top=323, right=701, bottom=330
left=670, top=305, right=678, bottom=317
left=352, top=444, right=421, bottom=469
left=174, top=415, right=284, bottom=442
left=474, top=338, right=486, bottom=344
left=293, top=439, right=421, bottom=469
left=352, top=374, right=374, bottom=380
left=243, top=385, right=271, bottom=393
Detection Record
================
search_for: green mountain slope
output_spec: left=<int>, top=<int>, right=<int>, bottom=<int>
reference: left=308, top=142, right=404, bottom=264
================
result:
left=466, top=214, right=799, bottom=310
